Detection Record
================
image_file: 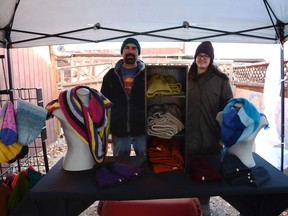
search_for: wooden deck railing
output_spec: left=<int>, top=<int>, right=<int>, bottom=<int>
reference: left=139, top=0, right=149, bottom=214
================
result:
left=233, top=60, right=288, bottom=97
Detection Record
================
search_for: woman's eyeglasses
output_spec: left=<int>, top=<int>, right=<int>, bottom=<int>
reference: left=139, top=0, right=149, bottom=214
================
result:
left=196, top=54, right=210, bottom=60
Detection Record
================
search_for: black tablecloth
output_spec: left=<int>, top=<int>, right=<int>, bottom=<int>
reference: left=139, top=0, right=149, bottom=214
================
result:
left=12, top=153, right=288, bottom=216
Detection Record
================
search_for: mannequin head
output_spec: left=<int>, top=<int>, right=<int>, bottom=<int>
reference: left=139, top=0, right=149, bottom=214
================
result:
left=46, top=85, right=112, bottom=171
left=53, top=88, right=95, bottom=171
left=217, top=98, right=269, bottom=168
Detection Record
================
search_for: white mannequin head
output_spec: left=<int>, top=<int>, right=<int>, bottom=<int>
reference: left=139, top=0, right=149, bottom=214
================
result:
left=217, top=99, right=269, bottom=168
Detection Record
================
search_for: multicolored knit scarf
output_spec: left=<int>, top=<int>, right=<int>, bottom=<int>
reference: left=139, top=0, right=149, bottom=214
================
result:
left=46, top=85, right=112, bottom=164
left=221, top=97, right=262, bottom=150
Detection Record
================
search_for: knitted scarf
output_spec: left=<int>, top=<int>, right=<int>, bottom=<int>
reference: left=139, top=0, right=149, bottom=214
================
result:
left=46, top=85, right=112, bottom=164
left=221, top=97, right=261, bottom=150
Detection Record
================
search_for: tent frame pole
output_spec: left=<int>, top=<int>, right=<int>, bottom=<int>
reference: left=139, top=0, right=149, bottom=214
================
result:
left=264, top=0, right=286, bottom=172
left=280, top=42, right=285, bottom=172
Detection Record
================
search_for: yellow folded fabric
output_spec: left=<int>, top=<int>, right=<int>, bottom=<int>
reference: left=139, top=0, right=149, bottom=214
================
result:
left=0, top=141, right=22, bottom=163
left=146, top=73, right=184, bottom=97
left=164, top=75, right=178, bottom=84
left=147, top=73, right=171, bottom=97
left=169, top=83, right=183, bottom=95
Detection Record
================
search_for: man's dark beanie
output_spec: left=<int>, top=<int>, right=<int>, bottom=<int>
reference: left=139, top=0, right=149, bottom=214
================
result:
left=194, top=41, right=214, bottom=61
left=120, top=38, right=141, bottom=55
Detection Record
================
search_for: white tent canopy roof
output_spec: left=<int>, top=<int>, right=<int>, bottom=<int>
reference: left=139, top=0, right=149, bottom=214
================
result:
left=1, top=0, right=288, bottom=48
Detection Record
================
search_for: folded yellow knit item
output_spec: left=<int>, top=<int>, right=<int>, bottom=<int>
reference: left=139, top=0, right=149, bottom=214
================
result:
left=151, top=89, right=174, bottom=96
left=0, top=141, right=22, bottom=163
left=146, top=73, right=184, bottom=97
left=146, top=73, right=171, bottom=97
left=164, top=75, right=178, bottom=84
left=169, top=83, right=183, bottom=95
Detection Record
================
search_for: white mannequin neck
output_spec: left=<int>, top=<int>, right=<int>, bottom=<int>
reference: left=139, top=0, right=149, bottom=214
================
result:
left=226, top=116, right=268, bottom=168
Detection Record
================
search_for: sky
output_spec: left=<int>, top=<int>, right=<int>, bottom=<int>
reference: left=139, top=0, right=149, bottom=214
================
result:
left=59, top=42, right=288, bottom=62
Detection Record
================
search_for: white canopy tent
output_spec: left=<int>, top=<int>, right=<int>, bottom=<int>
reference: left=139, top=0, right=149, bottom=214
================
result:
left=0, top=0, right=288, bottom=47
left=0, top=0, right=288, bottom=170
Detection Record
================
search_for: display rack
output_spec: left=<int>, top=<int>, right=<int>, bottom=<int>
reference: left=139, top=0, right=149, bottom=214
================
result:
left=145, top=64, right=188, bottom=171
left=0, top=88, right=49, bottom=180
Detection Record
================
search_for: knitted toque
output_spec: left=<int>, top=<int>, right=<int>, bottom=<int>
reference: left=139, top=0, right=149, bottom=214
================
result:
left=194, top=41, right=214, bottom=61
left=190, top=156, right=222, bottom=182
left=120, top=38, right=141, bottom=55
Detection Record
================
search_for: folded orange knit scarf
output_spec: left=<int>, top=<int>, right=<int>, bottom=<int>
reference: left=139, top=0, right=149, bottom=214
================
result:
left=148, top=137, right=184, bottom=173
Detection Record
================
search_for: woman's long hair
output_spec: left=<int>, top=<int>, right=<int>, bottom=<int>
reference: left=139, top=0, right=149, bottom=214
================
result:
left=188, top=61, right=229, bottom=81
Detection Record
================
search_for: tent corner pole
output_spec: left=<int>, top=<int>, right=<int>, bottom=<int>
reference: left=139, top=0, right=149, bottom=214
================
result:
left=5, top=46, right=14, bottom=101
left=279, top=42, right=285, bottom=172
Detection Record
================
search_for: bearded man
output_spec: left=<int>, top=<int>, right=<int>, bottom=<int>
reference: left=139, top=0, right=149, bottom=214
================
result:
left=101, top=38, right=146, bottom=156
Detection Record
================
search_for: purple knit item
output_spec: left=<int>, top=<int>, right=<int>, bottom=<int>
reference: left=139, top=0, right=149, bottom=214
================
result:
left=95, top=162, right=143, bottom=188
left=95, top=167, right=124, bottom=188
left=110, top=163, right=143, bottom=179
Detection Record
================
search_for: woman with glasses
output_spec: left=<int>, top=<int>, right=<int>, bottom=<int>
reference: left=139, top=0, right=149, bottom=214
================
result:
left=186, top=41, right=233, bottom=215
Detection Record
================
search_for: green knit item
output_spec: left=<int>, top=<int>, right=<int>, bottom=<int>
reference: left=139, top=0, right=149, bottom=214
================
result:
left=7, top=172, right=29, bottom=211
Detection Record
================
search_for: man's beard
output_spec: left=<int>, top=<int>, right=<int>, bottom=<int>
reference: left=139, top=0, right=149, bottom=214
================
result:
left=124, top=54, right=137, bottom=64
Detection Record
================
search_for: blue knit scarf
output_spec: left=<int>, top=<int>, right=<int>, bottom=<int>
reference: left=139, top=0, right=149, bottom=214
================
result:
left=221, top=98, right=264, bottom=154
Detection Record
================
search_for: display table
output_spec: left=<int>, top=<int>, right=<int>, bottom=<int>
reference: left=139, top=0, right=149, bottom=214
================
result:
left=13, top=153, right=288, bottom=216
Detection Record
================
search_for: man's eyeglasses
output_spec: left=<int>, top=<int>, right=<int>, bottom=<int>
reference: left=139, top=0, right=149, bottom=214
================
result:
left=196, top=54, right=210, bottom=60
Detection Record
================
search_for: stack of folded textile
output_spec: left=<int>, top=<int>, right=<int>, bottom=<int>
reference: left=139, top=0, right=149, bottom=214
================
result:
left=146, top=73, right=183, bottom=97
left=148, top=137, right=184, bottom=174
left=147, top=103, right=184, bottom=139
